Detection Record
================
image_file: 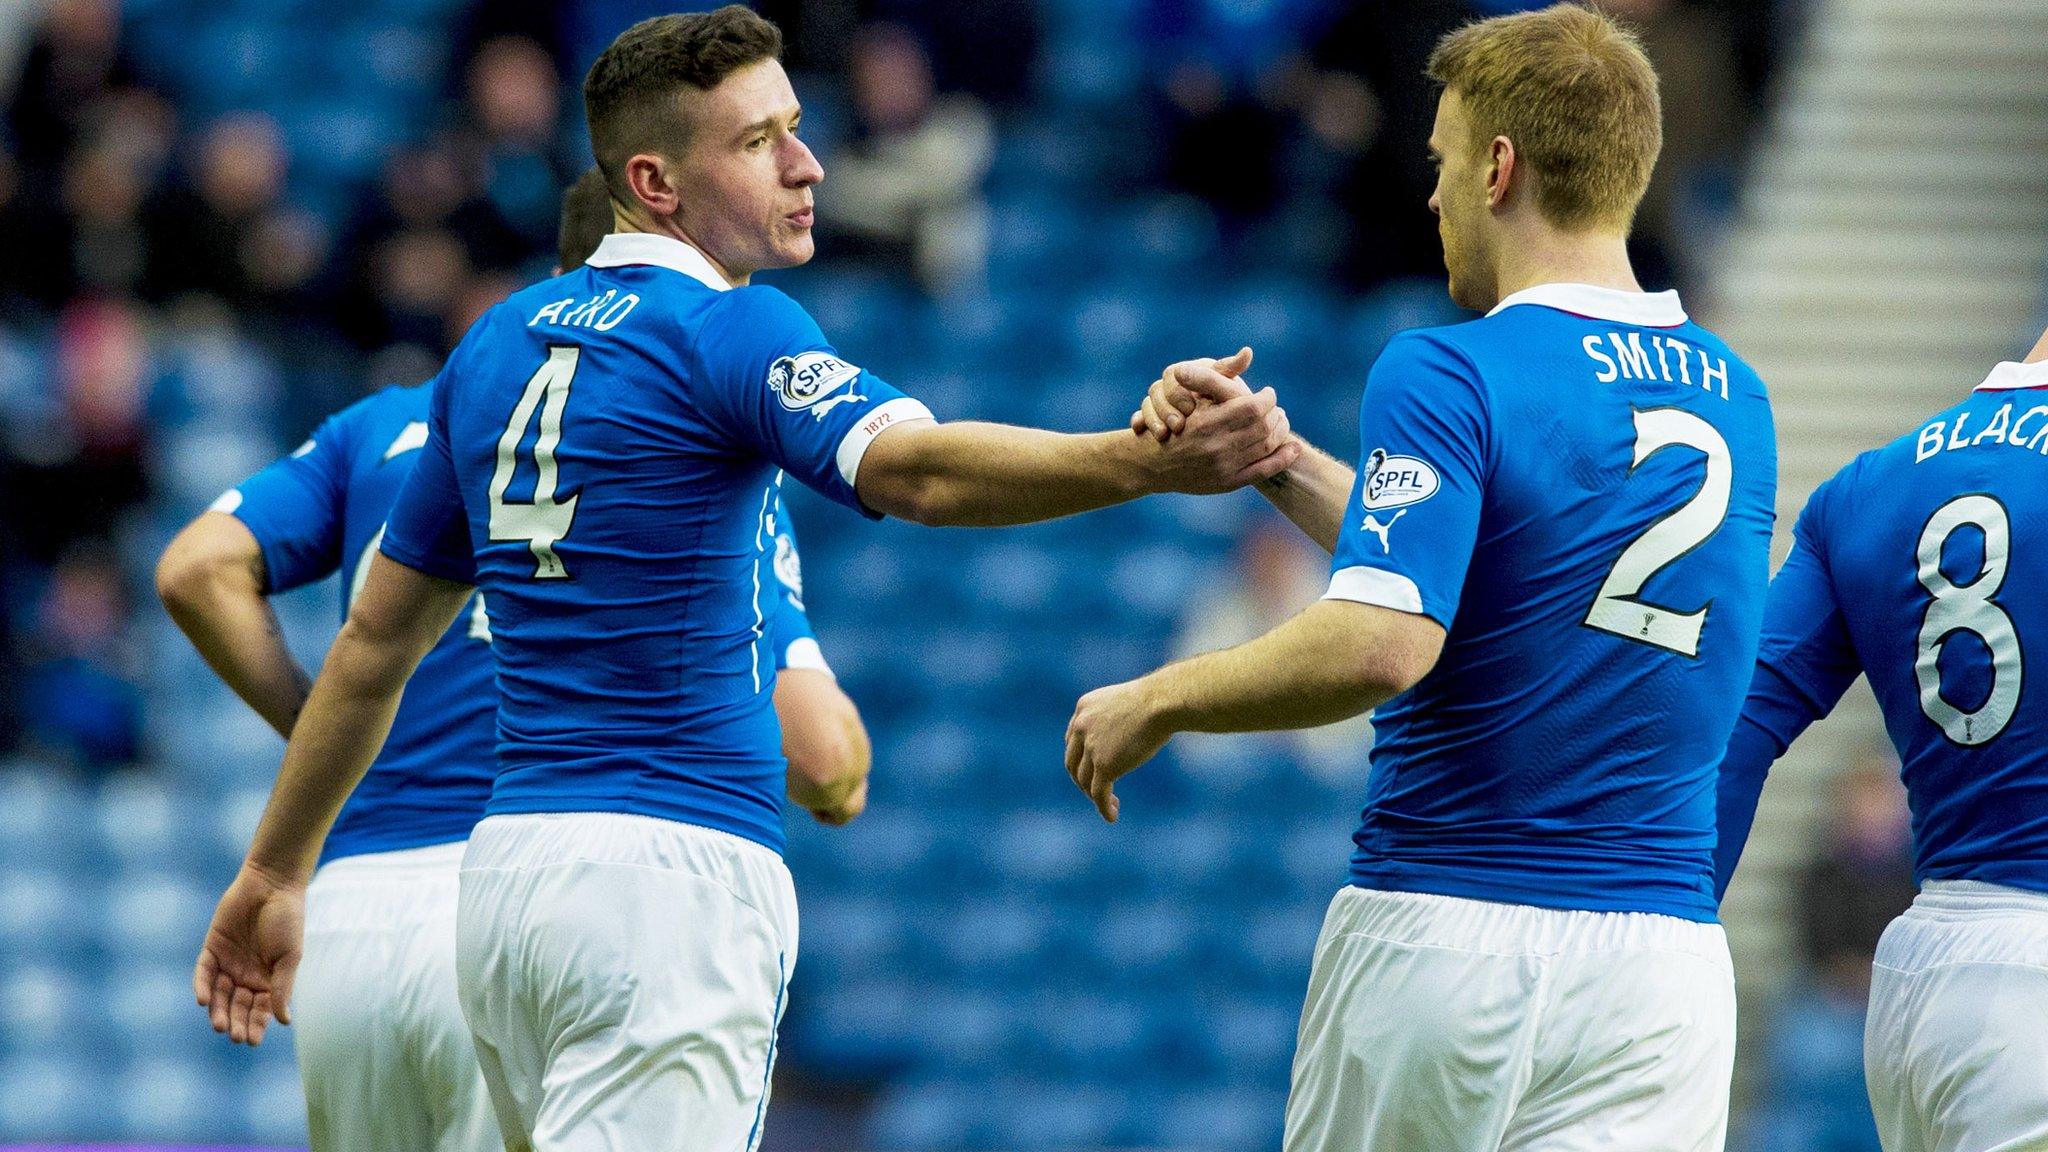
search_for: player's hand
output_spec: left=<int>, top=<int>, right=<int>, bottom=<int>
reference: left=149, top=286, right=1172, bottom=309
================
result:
left=1066, top=677, right=1173, bottom=823
left=1132, top=347, right=1251, bottom=444
left=194, top=862, right=305, bottom=1046
left=1145, top=365, right=1300, bottom=494
left=807, top=774, right=868, bottom=826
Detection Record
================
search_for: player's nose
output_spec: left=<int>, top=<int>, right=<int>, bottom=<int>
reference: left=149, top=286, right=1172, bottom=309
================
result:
left=786, top=135, right=823, bottom=188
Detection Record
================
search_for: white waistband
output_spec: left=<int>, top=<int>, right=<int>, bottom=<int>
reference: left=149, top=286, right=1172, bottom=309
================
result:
left=311, top=838, right=468, bottom=883
left=1913, top=879, right=2048, bottom=916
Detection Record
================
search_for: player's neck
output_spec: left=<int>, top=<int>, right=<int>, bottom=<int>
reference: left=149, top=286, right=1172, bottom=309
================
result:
left=2025, top=329, right=2048, bottom=365
left=1489, top=228, right=1642, bottom=304
left=612, top=212, right=751, bottom=287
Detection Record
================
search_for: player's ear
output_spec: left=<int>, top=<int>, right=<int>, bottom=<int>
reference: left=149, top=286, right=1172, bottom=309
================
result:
left=623, top=153, right=683, bottom=220
left=1486, top=136, right=1516, bottom=211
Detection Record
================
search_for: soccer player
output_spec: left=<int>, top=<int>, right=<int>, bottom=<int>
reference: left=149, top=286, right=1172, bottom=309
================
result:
left=191, top=7, right=1298, bottom=1150
left=1714, top=326, right=2048, bottom=1152
left=1071, top=7, right=1777, bottom=1149
left=156, top=172, right=867, bottom=1149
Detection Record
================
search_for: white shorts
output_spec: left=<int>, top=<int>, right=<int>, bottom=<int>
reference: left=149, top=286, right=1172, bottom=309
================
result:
left=1284, top=886, right=1735, bottom=1152
left=1866, top=880, right=2048, bottom=1152
left=456, top=812, right=799, bottom=1152
left=293, top=839, right=500, bottom=1152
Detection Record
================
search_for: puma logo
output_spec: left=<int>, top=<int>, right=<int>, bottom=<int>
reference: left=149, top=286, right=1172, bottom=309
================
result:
left=809, top=391, right=868, bottom=420
left=1363, top=510, right=1405, bottom=553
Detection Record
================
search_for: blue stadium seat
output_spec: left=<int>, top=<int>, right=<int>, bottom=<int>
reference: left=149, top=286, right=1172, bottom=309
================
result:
left=984, top=1079, right=1127, bottom=1149
left=0, top=766, right=90, bottom=872
left=866, top=1079, right=999, bottom=1150
left=1157, top=1086, right=1289, bottom=1152
left=0, top=1055, right=99, bottom=1140
left=103, top=871, right=213, bottom=962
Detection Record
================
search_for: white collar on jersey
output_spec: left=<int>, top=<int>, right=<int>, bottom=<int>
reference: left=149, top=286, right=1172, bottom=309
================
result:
left=584, top=232, right=732, bottom=292
left=1976, top=359, right=2048, bottom=391
left=1486, top=282, right=1687, bottom=328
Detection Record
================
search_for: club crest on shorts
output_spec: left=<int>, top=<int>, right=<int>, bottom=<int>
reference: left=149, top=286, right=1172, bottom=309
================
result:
left=769, top=351, right=863, bottom=411
left=1363, top=448, right=1440, bottom=511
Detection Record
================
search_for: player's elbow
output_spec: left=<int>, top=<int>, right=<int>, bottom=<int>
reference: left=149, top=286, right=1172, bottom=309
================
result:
left=786, top=703, right=870, bottom=805
left=853, top=423, right=962, bottom=526
left=1326, top=603, right=1444, bottom=704
left=156, top=515, right=262, bottom=616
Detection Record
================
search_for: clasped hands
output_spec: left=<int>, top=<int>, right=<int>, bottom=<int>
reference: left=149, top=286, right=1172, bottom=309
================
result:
left=1066, top=347, right=1289, bottom=824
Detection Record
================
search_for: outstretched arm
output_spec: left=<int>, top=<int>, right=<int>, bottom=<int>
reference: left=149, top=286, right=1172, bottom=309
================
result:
left=156, top=513, right=312, bottom=739
left=1135, top=352, right=1353, bottom=552
left=1715, top=499, right=1862, bottom=899
left=854, top=381, right=1300, bottom=526
left=196, top=552, right=471, bottom=1045
left=1067, top=600, right=1443, bottom=820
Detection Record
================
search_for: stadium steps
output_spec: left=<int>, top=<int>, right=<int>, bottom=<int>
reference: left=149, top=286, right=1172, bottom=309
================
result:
left=1699, top=0, right=2048, bottom=1088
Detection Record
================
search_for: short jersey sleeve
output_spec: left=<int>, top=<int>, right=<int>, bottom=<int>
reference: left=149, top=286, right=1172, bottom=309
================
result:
left=767, top=495, right=829, bottom=673
left=1324, top=332, right=1491, bottom=627
left=215, top=408, right=357, bottom=593
left=380, top=376, right=477, bottom=584
left=692, top=286, right=932, bottom=517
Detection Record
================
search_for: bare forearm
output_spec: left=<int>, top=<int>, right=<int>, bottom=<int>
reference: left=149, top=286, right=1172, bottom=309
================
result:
left=157, top=514, right=311, bottom=738
left=1255, top=439, right=1353, bottom=555
left=243, top=631, right=409, bottom=880
left=1153, top=601, right=1442, bottom=734
left=778, top=671, right=872, bottom=808
left=163, top=579, right=310, bottom=739
left=859, top=422, right=1154, bottom=526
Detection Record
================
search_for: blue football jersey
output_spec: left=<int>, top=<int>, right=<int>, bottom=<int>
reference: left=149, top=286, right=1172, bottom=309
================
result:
left=1717, top=358, right=2048, bottom=897
left=379, top=232, right=925, bottom=853
left=1324, top=283, right=1777, bottom=922
left=215, top=383, right=496, bottom=864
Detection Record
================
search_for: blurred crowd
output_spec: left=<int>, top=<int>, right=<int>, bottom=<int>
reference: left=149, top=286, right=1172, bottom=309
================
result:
left=0, top=0, right=1847, bottom=1146
left=0, top=0, right=1800, bottom=778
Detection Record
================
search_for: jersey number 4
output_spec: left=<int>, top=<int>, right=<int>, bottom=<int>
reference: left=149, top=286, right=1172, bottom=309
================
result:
left=1916, top=494, right=2021, bottom=746
left=1583, top=407, right=1732, bottom=658
left=490, top=346, right=581, bottom=579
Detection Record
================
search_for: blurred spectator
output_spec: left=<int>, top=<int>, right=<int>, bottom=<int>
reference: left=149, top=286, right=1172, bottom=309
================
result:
left=1747, top=754, right=1914, bottom=1152
left=824, top=24, right=992, bottom=296
left=1798, top=754, right=1917, bottom=995
left=1, top=298, right=152, bottom=565
left=1307, top=0, right=1472, bottom=289
left=144, top=112, right=292, bottom=306
left=1156, top=60, right=1292, bottom=240
left=458, top=37, right=575, bottom=254
left=1172, top=517, right=1370, bottom=783
left=335, top=141, right=524, bottom=353
left=1593, top=0, right=1744, bottom=290
left=879, top=0, right=1041, bottom=107
left=4, top=0, right=138, bottom=174
left=17, top=546, right=145, bottom=772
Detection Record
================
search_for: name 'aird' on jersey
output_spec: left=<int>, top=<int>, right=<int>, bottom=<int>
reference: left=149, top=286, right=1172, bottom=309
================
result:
left=379, top=231, right=930, bottom=854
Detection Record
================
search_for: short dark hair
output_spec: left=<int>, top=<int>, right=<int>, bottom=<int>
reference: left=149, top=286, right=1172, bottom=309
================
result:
left=582, top=6, right=783, bottom=205
left=557, top=167, right=614, bottom=271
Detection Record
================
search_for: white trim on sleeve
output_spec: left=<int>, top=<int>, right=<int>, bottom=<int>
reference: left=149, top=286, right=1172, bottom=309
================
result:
left=209, top=489, right=244, bottom=515
left=1323, top=565, right=1426, bottom=615
left=781, top=637, right=833, bottom=675
left=835, top=397, right=936, bottom=488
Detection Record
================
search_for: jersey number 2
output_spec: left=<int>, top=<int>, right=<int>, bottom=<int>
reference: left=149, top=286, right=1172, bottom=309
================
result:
left=1915, top=494, right=2021, bottom=746
left=490, top=346, right=580, bottom=579
left=1583, top=407, right=1732, bottom=657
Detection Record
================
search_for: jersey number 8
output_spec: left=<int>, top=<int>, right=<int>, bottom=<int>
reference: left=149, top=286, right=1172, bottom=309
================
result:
left=490, top=346, right=581, bottom=579
left=1915, top=494, right=2021, bottom=746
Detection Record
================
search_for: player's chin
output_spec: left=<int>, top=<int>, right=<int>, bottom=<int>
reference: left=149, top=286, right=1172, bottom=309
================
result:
left=770, top=227, right=816, bottom=268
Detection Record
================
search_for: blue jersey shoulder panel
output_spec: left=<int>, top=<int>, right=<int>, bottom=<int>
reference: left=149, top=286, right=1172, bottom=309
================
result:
left=1327, top=289, right=1777, bottom=921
